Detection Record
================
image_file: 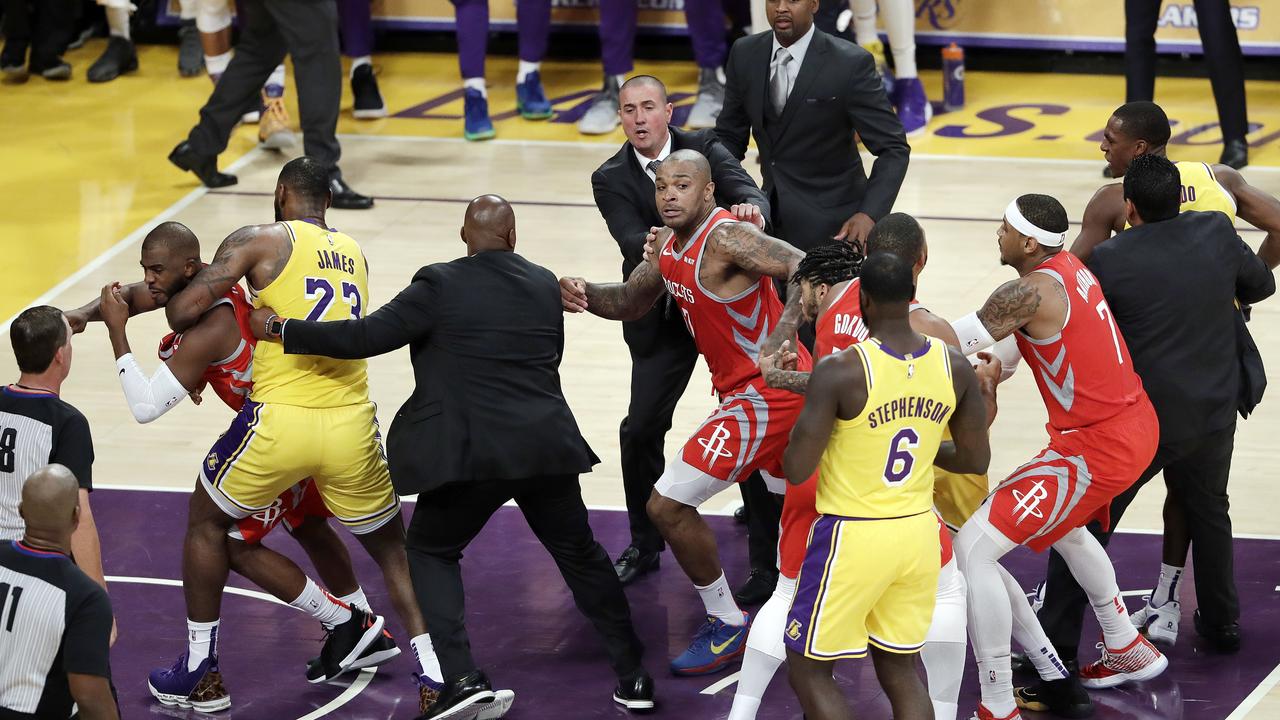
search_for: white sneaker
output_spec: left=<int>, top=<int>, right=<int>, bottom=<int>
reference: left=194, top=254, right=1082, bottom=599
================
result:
left=476, top=689, right=515, bottom=719
left=1079, top=635, right=1169, bottom=689
left=1130, top=597, right=1180, bottom=645
left=577, top=77, right=620, bottom=135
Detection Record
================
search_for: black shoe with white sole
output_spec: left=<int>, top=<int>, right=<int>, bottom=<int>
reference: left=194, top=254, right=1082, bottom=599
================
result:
left=417, top=670, right=498, bottom=720
left=613, top=670, right=655, bottom=712
left=314, top=608, right=385, bottom=684
left=307, top=628, right=400, bottom=682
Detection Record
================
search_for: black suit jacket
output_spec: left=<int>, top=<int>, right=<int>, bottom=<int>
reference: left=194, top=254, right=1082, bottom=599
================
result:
left=592, top=126, right=769, bottom=355
left=1087, top=211, right=1274, bottom=443
left=281, top=251, right=599, bottom=494
left=716, top=28, right=910, bottom=251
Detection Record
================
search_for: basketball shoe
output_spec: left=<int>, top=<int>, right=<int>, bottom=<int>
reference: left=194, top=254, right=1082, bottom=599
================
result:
left=1130, top=596, right=1180, bottom=645
left=312, top=607, right=386, bottom=683
left=892, top=77, right=932, bottom=138
left=259, top=86, right=296, bottom=151
left=477, top=689, right=516, bottom=719
left=515, top=71, right=552, bottom=120
left=148, top=652, right=232, bottom=713
left=972, top=704, right=1021, bottom=720
left=464, top=87, right=495, bottom=141
left=1013, top=676, right=1093, bottom=719
left=1079, top=635, right=1168, bottom=688
left=306, top=628, right=400, bottom=682
left=670, top=613, right=750, bottom=676
left=352, top=64, right=387, bottom=119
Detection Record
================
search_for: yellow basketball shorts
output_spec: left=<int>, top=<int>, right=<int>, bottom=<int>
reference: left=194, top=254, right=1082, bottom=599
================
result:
left=200, top=400, right=400, bottom=535
left=934, top=469, right=989, bottom=531
left=785, top=511, right=939, bottom=660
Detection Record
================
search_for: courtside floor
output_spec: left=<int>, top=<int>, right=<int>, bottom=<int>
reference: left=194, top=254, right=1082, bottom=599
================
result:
left=3, top=45, right=1280, bottom=718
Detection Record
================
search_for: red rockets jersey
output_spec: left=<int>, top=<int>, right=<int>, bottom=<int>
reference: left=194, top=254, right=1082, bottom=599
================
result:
left=158, top=284, right=256, bottom=411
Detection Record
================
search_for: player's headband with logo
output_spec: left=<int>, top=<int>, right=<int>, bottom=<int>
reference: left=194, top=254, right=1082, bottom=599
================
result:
left=1004, top=199, right=1067, bottom=247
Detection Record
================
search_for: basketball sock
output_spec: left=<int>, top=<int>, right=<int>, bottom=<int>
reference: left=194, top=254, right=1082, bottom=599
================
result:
left=106, top=7, right=131, bottom=41
left=205, top=51, right=231, bottom=79
left=976, top=653, right=1016, bottom=717
left=881, top=0, right=916, bottom=78
left=265, top=64, right=286, bottom=94
left=729, top=575, right=795, bottom=719
left=349, top=55, right=371, bottom=79
left=996, top=565, right=1068, bottom=681
left=289, top=578, right=353, bottom=629
left=922, top=562, right=967, bottom=719
left=955, top=505, right=1019, bottom=712
left=410, top=634, right=444, bottom=686
left=517, top=60, right=540, bottom=84
left=187, top=619, right=220, bottom=672
left=463, top=77, right=487, bottom=97
left=178, top=0, right=197, bottom=20
left=336, top=587, right=371, bottom=613
left=695, top=572, right=746, bottom=627
left=1053, top=527, right=1139, bottom=649
left=851, top=0, right=878, bottom=46
left=1150, top=563, right=1183, bottom=608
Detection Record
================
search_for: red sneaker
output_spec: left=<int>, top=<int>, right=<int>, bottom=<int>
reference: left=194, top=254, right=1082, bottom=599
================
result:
left=972, top=703, right=1022, bottom=720
left=1079, top=634, right=1169, bottom=688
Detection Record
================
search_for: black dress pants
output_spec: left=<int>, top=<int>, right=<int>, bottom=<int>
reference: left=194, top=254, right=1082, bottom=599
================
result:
left=1037, top=423, right=1239, bottom=663
left=405, top=474, right=644, bottom=682
left=186, top=0, right=343, bottom=171
left=1125, top=0, right=1247, bottom=143
left=0, top=0, right=76, bottom=68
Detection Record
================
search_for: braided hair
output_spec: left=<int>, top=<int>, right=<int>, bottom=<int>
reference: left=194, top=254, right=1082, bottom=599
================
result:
left=791, top=242, right=864, bottom=287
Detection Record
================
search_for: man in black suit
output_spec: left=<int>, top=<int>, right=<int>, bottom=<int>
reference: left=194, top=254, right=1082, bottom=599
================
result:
left=716, top=0, right=909, bottom=252
left=252, top=196, right=655, bottom=717
left=1018, top=155, right=1274, bottom=712
left=592, top=74, right=781, bottom=602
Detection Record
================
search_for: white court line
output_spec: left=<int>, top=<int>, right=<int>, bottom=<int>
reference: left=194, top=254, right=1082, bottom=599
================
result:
left=106, top=574, right=376, bottom=720
left=0, top=147, right=267, bottom=333
left=701, top=670, right=741, bottom=695
left=1227, top=662, right=1280, bottom=720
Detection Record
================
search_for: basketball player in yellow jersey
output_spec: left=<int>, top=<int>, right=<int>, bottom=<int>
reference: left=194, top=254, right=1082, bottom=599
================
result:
left=1072, top=101, right=1280, bottom=267
left=781, top=253, right=994, bottom=720
left=159, top=158, right=448, bottom=716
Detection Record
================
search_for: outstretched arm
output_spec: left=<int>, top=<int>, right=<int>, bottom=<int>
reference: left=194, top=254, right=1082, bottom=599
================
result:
left=1217, top=165, right=1280, bottom=269
left=561, top=230, right=668, bottom=321
left=261, top=274, right=438, bottom=359
left=165, top=225, right=264, bottom=332
left=64, top=282, right=155, bottom=333
left=708, top=221, right=804, bottom=282
left=933, top=347, right=993, bottom=475
left=759, top=290, right=810, bottom=394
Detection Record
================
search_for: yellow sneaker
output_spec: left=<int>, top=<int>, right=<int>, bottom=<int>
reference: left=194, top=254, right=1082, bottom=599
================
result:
left=258, top=92, right=296, bottom=151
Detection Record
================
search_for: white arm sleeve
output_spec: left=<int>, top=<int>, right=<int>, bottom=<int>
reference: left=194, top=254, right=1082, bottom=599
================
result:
left=951, top=311, right=997, bottom=354
left=990, top=334, right=1022, bottom=381
left=115, top=354, right=190, bottom=424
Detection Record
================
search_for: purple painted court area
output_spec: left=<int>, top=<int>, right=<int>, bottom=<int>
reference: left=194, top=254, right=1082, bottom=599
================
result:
left=99, top=488, right=1278, bottom=719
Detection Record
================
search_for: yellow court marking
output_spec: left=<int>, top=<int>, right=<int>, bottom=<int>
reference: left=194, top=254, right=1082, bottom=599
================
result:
left=4, top=39, right=1280, bottom=321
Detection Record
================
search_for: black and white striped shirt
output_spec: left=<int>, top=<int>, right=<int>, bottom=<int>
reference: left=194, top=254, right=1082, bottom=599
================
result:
left=0, top=541, right=112, bottom=719
left=0, top=387, right=93, bottom=541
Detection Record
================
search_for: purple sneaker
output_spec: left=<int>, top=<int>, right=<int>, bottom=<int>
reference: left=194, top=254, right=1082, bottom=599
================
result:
left=148, top=652, right=231, bottom=712
left=893, top=77, right=932, bottom=138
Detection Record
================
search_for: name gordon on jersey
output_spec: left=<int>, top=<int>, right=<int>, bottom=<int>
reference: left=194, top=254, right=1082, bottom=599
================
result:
left=867, top=395, right=953, bottom=429
left=316, top=249, right=358, bottom=274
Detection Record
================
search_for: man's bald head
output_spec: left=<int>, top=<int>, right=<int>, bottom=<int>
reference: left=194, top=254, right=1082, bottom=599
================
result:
left=656, top=149, right=712, bottom=187
left=461, top=194, right=517, bottom=254
left=141, top=222, right=201, bottom=261
left=19, top=465, right=80, bottom=547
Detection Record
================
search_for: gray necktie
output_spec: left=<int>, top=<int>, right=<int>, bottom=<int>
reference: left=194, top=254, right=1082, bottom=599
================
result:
left=647, top=159, right=661, bottom=176
left=770, top=47, right=793, bottom=114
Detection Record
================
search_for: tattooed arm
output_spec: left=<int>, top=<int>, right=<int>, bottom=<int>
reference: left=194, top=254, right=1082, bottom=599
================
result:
left=165, top=226, right=265, bottom=332
left=560, top=261, right=666, bottom=321
left=976, top=276, right=1044, bottom=340
left=759, top=290, right=810, bottom=394
left=708, top=221, right=804, bottom=282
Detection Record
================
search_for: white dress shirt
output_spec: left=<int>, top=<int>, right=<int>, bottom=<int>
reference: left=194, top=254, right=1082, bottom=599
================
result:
left=770, top=22, right=816, bottom=104
left=634, top=132, right=674, bottom=183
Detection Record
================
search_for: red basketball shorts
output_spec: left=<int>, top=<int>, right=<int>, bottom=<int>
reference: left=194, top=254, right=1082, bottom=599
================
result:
left=228, top=477, right=333, bottom=545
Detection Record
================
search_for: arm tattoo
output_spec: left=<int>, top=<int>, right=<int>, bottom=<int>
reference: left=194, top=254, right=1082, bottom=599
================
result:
left=583, top=261, right=665, bottom=321
left=765, top=368, right=809, bottom=394
left=710, top=222, right=803, bottom=281
left=167, top=226, right=255, bottom=331
left=977, top=278, right=1042, bottom=340
left=762, top=289, right=802, bottom=357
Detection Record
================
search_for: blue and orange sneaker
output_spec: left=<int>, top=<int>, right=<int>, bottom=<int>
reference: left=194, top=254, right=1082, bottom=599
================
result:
left=892, top=77, right=932, bottom=138
left=148, top=652, right=232, bottom=712
left=515, top=71, right=552, bottom=120
left=670, top=613, right=751, bottom=676
left=464, top=88, right=496, bottom=141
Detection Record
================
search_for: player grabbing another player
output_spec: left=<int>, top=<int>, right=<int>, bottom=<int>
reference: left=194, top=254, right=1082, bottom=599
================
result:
left=951, top=194, right=1167, bottom=720
left=147, top=158, right=447, bottom=716
left=781, top=251, right=992, bottom=720
left=561, top=148, right=809, bottom=676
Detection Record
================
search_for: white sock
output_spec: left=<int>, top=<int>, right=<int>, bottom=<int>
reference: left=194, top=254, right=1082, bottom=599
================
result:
left=1093, top=594, right=1140, bottom=649
left=923, top=562, right=967, bottom=717
left=996, top=566, right=1068, bottom=681
left=178, top=0, right=197, bottom=20
left=349, top=55, right=371, bottom=78
left=728, top=575, right=795, bottom=719
left=205, top=51, right=231, bottom=77
left=881, top=0, right=917, bottom=78
left=1053, top=527, right=1139, bottom=650
left=1151, top=563, right=1183, bottom=608
left=336, top=587, right=372, bottom=613
left=266, top=63, right=286, bottom=91
left=289, top=578, right=353, bottom=629
left=955, top=505, right=1019, bottom=714
left=517, top=60, right=540, bottom=83
left=976, top=653, right=1016, bottom=716
left=611, top=73, right=626, bottom=90
left=463, top=77, right=487, bottom=97
left=186, top=619, right=220, bottom=672
left=411, top=634, right=444, bottom=684
left=107, top=7, right=131, bottom=40
left=850, top=0, right=878, bottom=46
left=695, top=572, right=746, bottom=626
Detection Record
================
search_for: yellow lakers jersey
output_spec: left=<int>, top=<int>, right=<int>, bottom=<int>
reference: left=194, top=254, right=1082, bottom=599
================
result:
left=250, top=220, right=371, bottom=408
left=817, top=337, right=956, bottom=519
left=1126, top=161, right=1237, bottom=230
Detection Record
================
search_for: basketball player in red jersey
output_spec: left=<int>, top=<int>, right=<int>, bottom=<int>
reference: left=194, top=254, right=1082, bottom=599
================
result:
left=561, top=149, right=808, bottom=677
left=949, top=194, right=1166, bottom=720
left=62, top=223, right=411, bottom=701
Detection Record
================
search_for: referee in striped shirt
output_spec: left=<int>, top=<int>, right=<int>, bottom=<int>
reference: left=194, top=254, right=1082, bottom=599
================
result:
left=0, top=464, right=117, bottom=719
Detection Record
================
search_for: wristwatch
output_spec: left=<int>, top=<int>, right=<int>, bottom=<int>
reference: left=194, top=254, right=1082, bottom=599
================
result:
left=265, top=314, right=285, bottom=340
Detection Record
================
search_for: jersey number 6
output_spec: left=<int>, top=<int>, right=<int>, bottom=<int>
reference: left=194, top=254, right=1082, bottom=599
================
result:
left=883, top=427, right=920, bottom=487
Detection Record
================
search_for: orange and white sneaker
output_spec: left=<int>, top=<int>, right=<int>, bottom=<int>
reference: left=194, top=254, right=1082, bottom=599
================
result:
left=972, top=703, right=1022, bottom=720
left=258, top=91, right=296, bottom=151
left=1079, top=634, right=1169, bottom=688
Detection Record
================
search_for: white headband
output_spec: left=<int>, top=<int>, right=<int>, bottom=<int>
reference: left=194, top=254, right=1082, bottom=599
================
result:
left=1005, top=199, right=1067, bottom=247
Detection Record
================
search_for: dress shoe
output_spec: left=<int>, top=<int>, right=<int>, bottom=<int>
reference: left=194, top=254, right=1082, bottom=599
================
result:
left=169, top=141, right=237, bottom=188
left=329, top=176, right=374, bottom=210
left=733, top=569, right=777, bottom=606
left=1219, top=139, right=1249, bottom=170
left=613, top=670, right=655, bottom=712
left=417, top=670, right=497, bottom=720
left=613, top=546, right=659, bottom=585
left=733, top=505, right=747, bottom=525
left=1194, top=609, right=1241, bottom=653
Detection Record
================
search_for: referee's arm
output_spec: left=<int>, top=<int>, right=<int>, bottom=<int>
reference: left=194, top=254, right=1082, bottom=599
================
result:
left=65, top=586, right=118, bottom=720
left=277, top=272, right=439, bottom=359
